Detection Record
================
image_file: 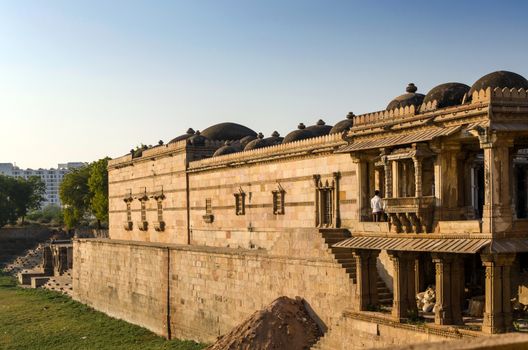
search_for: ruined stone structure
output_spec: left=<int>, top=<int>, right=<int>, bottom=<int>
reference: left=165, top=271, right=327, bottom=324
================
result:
left=74, top=70, right=528, bottom=347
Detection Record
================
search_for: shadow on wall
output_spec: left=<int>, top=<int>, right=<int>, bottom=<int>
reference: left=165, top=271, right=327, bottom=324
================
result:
left=377, top=252, right=394, bottom=293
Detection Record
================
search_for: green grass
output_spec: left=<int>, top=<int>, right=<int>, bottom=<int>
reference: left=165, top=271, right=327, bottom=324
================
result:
left=0, top=273, right=206, bottom=350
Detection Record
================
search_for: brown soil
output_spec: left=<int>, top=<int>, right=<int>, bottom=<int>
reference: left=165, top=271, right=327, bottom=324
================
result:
left=206, top=296, right=323, bottom=350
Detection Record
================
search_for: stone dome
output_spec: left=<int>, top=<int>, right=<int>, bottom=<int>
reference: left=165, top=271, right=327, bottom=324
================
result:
left=244, top=132, right=267, bottom=151
left=306, top=119, right=333, bottom=137
left=329, top=112, right=355, bottom=134
left=201, top=122, right=257, bottom=141
left=386, top=83, right=425, bottom=111
left=244, top=132, right=283, bottom=151
left=420, top=83, right=470, bottom=111
left=282, top=123, right=316, bottom=144
left=468, top=71, right=528, bottom=99
left=213, top=141, right=239, bottom=157
left=240, top=135, right=257, bottom=148
left=169, top=128, right=195, bottom=144
left=187, top=130, right=207, bottom=146
left=267, top=131, right=284, bottom=145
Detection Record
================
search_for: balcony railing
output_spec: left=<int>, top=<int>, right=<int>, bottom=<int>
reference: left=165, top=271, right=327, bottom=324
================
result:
left=384, top=196, right=435, bottom=234
left=384, top=196, right=435, bottom=213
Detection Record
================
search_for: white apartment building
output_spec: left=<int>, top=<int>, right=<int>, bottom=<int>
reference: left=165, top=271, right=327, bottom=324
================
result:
left=0, top=162, right=85, bottom=207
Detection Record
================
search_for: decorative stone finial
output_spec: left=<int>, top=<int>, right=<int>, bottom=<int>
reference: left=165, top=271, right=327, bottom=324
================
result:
left=298, top=123, right=306, bottom=130
left=257, top=132, right=264, bottom=139
left=406, top=83, right=418, bottom=93
left=271, top=131, right=280, bottom=137
left=195, top=130, right=201, bottom=135
left=158, top=140, right=164, bottom=145
left=186, top=128, right=195, bottom=135
left=316, top=119, right=325, bottom=126
left=346, top=112, right=355, bottom=119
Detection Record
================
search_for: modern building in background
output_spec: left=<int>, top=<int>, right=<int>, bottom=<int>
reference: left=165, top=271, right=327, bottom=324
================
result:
left=0, top=162, right=85, bottom=207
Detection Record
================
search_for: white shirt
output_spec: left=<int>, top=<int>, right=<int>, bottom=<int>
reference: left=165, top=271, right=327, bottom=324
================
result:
left=371, top=195, right=383, bottom=213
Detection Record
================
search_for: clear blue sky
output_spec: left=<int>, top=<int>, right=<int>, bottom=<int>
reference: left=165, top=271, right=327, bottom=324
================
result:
left=1, top=0, right=527, bottom=168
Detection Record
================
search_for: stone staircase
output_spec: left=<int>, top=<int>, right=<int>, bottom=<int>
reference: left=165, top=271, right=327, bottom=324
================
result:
left=320, top=229, right=393, bottom=306
left=2, top=243, right=45, bottom=275
left=42, top=269, right=73, bottom=297
left=0, top=240, right=45, bottom=270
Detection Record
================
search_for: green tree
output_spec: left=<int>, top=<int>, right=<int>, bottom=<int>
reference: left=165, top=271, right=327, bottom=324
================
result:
left=59, top=165, right=92, bottom=229
left=12, top=176, right=45, bottom=224
left=88, top=158, right=109, bottom=229
left=0, top=175, right=18, bottom=228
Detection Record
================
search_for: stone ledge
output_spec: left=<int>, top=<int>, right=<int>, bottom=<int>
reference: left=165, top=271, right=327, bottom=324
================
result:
left=343, top=310, right=482, bottom=340
left=389, top=333, right=528, bottom=350
left=74, top=238, right=338, bottom=264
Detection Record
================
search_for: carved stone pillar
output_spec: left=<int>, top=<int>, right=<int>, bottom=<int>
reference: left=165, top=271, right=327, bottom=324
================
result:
left=353, top=249, right=380, bottom=311
left=313, top=175, right=320, bottom=227
left=392, top=161, right=400, bottom=198
left=481, top=253, right=515, bottom=334
left=333, top=172, right=341, bottom=228
left=413, top=156, right=423, bottom=198
left=481, top=139, right=514, bottom=234
left=432, top=253, right=463, bottom=325
left=414, top=256, right=424, bottom=296
left=388, top=251, right=418, bottom=321
left=434, top=142, right=461, bottom=221
left=382, top=154, right=393, bottom=198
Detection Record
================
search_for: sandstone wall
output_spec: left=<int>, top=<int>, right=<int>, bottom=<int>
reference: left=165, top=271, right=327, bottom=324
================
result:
left=107, top=136, right=363, bottom=249
left=73, top=237, right=355, bottom=343
left=73, top=240, right=170, bottom=337
left=313, top=314, right=453, bottom=350
left=188, top=152, right=359, bottom=249
left=108, top=145, right=188, bottom=244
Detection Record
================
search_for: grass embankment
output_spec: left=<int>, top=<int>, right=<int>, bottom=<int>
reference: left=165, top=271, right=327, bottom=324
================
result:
left=0, top=274, right=205, bottom=350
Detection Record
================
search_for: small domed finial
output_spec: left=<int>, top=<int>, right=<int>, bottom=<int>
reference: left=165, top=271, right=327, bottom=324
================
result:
left=158, top=140, right=164, bottom=145
left=271, top=131, right=280, bottom=137
left=406, top=83, right=417, bottom=93
left=298, top=123, right=306, bottom=130
left=346, top=112, right=355, bottom=120
left=195, top=130, right=201, bottom=135
left=316, top=119, right=325, bottom=126
left=257, top=132, right=264, bottom=139
left=186, top=128, right=195, bottom=135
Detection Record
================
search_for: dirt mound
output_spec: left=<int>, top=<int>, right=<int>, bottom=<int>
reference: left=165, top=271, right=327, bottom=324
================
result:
left=207, top=296, right=323, bottom=350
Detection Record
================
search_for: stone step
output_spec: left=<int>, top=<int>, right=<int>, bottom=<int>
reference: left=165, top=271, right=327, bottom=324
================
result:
left=321, top=232, right=349, bottom=239
left=336, top=258, right=355, bottom=264
left=333, top=252, right=353, bottom=259
left=324, top=238, right=345, bottom=246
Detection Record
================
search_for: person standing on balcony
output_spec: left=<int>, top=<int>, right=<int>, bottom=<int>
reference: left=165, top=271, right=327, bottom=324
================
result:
left=371, top=190, right=384, bottom=222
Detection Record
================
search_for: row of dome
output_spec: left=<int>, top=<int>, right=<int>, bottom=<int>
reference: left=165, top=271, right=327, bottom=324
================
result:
left=387, top=70, right=528, bottom=111
left=164, top=70, right=528, bottom=157
left=168, top=116, right=353, bottom=156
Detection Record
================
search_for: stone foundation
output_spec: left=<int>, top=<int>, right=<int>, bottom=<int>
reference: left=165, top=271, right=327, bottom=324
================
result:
left=73, top=237, right=355, bottom=343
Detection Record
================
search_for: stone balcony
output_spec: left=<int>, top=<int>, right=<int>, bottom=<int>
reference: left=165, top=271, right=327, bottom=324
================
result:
left=385, top=196, right=435, bottom=233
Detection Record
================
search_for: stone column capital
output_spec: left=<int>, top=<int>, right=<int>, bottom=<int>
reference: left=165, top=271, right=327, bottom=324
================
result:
left=352, top=248, right=380, bottom=259
left=480, top=252, right=516, bottom=266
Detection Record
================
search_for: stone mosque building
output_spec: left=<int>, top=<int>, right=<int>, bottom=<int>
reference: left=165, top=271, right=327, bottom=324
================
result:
left=74, top=70, right=528, bottom=348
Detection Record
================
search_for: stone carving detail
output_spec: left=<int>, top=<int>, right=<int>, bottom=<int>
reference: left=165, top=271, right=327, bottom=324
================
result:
left=272, top=184, right=285, bottom=215
left=123, top=189, right=133, bottom=231
left=234, top=188, right=246, bottom=216
left=203, top=198, right=214, bottom=223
